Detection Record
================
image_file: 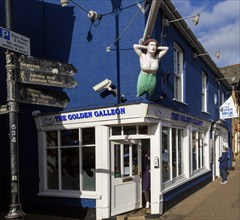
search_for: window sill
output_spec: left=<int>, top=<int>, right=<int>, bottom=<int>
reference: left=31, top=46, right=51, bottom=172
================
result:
left=173, top=98, right=188, bottom=106
left=38, top=191, right=101, bottom=199
left=201, top=110, right=210, bottom=115
left=162, top=168, right=210, bottom=193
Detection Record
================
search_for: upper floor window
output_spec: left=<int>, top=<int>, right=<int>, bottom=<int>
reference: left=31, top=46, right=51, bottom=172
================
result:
left=221, top=91, right=225, bottom=105
left=218, top=89, right=226, bottom=106
left=201, top=72, right=208, bottom=112
left=173, top=42, right=184, bottom=102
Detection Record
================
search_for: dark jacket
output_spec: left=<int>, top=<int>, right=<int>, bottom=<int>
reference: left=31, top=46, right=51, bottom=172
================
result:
left=219, top=151, right=229, bottom=170
left=142, top=155, right=150, bottom=191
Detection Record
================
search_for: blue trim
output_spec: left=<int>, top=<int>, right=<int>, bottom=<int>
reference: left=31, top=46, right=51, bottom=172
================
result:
left=30, top=197, right=96, bottom=208
left=163, top=171, right=212, bottom=201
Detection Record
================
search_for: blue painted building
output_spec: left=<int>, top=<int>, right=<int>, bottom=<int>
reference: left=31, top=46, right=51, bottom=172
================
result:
left=0, top=1, right=232, bottom=219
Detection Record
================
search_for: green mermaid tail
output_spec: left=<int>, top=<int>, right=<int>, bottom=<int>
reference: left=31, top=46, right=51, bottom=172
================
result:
left=137, top=71, right=157, bottom=97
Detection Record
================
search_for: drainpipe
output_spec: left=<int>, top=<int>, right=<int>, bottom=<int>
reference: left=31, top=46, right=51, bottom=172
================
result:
left=141, top=0, right=163, bottom=43
left=211, top=122, right=217, bottom=181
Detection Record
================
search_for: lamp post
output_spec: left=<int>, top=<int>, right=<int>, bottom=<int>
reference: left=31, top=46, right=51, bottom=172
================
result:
left=4, top=0, right=25, bottom=219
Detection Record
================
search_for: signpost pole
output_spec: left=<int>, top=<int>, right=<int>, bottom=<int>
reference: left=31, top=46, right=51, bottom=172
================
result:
left=5, top=0, right=25, bottom=219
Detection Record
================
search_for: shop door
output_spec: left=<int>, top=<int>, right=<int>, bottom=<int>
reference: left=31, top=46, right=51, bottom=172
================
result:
left=111, top=140, right=142, bottom=216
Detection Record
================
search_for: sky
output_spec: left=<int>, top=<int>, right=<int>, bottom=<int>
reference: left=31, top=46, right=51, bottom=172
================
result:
left=171, top=0, right=240, bottom=68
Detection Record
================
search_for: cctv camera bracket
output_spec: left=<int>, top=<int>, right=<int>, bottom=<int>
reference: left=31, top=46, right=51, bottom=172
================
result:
left=93, top=79, right=117, bottom=96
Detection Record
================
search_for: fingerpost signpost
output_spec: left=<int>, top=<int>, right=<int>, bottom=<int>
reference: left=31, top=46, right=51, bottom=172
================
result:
left=1, top=1, right=77, bottom=219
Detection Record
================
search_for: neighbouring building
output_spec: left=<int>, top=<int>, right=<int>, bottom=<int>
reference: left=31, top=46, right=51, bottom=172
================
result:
left=220, top=64, right=240, bottom=160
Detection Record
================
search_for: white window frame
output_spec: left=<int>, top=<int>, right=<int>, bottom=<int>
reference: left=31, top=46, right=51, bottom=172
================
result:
left=173, top=42, right=184, bottom=103
left=201, top=71, right=208, bottom=112
left=162, top=125, right=185, bottom=187
left=39, top=127, right=97, bottom=198
left=191, top=129, right=207, bottom=175
left=221, top=91, right=225, bottom=105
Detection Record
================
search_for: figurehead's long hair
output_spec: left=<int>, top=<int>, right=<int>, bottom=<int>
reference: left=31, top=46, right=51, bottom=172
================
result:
left=142, top=38, right=160, bottom=54
left=143, top=38, right=160, bottom=47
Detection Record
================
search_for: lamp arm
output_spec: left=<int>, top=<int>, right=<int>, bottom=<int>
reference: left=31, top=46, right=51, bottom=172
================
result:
left=197, top=53, right=209, bottom=57
left=169, top=14, right=199, bottom=24
left=197, top=51, right=220, bottom=57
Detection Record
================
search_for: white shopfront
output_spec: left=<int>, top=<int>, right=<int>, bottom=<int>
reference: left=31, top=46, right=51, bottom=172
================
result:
left=33, top=103, right=227, bottom=220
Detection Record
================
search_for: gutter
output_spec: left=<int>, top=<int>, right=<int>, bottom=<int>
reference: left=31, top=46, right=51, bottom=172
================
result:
left=161, top=0, right=232, bottom=91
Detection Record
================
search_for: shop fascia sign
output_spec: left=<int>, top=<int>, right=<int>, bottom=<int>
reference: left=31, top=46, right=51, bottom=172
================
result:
left=220, top=96, right=238, bottom=119
left=41, top=107, right=127, bottom=125
left=39, top=103, right=147, bottom=126
left=171, top=112, right=203, bottom=126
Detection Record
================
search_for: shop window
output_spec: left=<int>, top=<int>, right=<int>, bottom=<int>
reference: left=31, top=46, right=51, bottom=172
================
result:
left=192, top=130, right=197, bottom=171
left=162, top=126, right=184, bottom=183
left=172, top=128, right=177, bottom=178
left=61, top=147, right=79, bottom=190
left=82, top=145, right=95, bottom=191
left=45, top=128, right=95, bottom=193
left=111, top=125, right=148, bottom=136
left=191, top=130, right=206, bottom=174
left=177, top=129, right=184, bottom=176
left=123, top=126, right=137, bottom=135
left=172, top=128, right=184, bottom=178
left=82, top=127, right=95, bottom=145
left=162, top=127, right=170, bottom=182
left=138, top=125, right=148, bottom=134
left=112, top=126, right=121, bottom=135
left=46, top=131, right=58, bottom=189
left=198, top=132, right=205, bottom=169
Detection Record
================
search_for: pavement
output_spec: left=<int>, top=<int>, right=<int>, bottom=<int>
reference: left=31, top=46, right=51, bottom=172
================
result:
left=1, top=155, right=239, bottom=220
left=117, top=153, right=240, bottom=220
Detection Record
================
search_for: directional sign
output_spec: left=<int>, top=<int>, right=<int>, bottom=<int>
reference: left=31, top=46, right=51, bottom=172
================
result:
left=0, top=26, right=30, bottom=55
left=0, top=105, right=8, bottom=115
left=17, top=70, right=77, bottom=88
left=17, top=84, right=70, bottom=108
left=19, top=55, right=77, bottom=76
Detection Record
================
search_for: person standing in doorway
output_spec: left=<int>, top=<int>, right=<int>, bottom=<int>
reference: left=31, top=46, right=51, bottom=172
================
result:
left=218, top=147, right=229, bottom=184
left=142, top=149, right=151, bottom=208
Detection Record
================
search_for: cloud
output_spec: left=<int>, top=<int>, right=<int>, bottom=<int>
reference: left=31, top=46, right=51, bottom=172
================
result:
left=172, top=0, right=240, bottom=67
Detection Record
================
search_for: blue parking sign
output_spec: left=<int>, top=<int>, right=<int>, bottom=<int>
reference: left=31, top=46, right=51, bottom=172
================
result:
left=0, top=26, right=30, bottom=55
left=0, top=27, right=10, bottom=40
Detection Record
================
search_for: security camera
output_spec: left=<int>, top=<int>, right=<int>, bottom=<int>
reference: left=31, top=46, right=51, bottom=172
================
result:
left=93, top=79, right=113, bottom=92
left=93, top=79, right=118, bottom=96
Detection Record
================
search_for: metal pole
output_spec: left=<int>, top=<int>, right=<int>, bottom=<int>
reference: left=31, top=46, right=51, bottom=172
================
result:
left=5, top=0, right=25, bottom=219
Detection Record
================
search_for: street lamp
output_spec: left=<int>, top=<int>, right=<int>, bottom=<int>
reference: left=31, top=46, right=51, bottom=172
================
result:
left=60, top=0, right=69, bottom=7
left=193, top=51, right=220, bottom=59
left=163, top=13, right=200, bottom=28
left=60, top=0, right=102, bottom=22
